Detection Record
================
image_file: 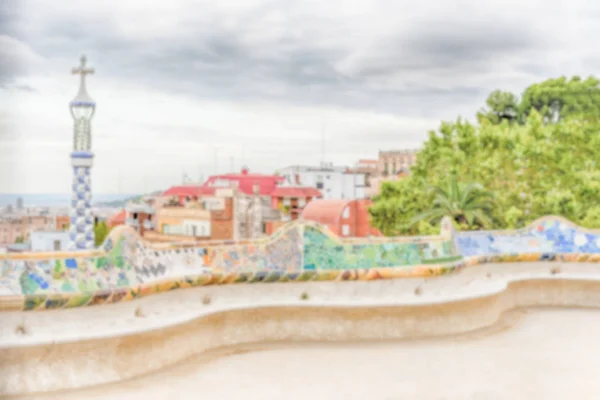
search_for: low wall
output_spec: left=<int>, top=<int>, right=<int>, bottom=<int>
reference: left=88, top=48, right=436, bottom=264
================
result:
left=0, top=218, right=462, bottom=310
left=2, top=261, right=600, bottom=395
left=1, top=216, right=600, bottom=311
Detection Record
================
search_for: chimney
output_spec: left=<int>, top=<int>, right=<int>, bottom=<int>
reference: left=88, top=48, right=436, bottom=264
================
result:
left=241, top=166, right=249, bottom=175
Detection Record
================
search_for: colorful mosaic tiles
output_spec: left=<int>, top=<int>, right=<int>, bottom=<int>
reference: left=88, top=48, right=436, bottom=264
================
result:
left=2, top=216, right=600, bottom=311
left=303, top=226, right=460, bottom=270
left=457, top=216, right=600, bottom=257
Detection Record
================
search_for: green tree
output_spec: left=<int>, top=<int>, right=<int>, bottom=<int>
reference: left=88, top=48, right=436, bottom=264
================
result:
left=94, top=221, right=110, bottom=246
left=409, top=175, right=495, bottom=229
left=371, top=104, right=600, bottom=234
left=477, top=90, right=521, bottom=124
left=369, top=179, right=427, bottom=236
left=15, top=236, right=25, bottom=244
left=519, top=76, right=600, bottom=123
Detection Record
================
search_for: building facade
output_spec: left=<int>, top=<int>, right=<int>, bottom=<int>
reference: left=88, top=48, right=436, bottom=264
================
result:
left=270, top=186, right=323, bottom=221
left=144, top=184, right=287, bottom=243
left=300, top=199, right=382, bottom=238
left=203, top=167, right=283, bottom=196
left=125, top=202, right=156, bottom=237
left=30, top=231, right=70, bottom=252
left=278, top=163, right=366, bottom=201
left=143, top=204, right=212, bottom=243
left=0, top=215, right=57, bottom=246
left=377, top=150, right=418, bottom=176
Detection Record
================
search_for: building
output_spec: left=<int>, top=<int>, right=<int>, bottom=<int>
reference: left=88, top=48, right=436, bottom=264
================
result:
left=55, top=215, right=70, bottom=231
left=377, top=150, right=418, bottom=176
left=203, top=167, right=284, bottom=196
left=0, top=218, right=26, bottom=246
left=145, top=183, right=288, bottom=242
left=355, top=159, right=379, bottom=187
left=125, top=199, right=156, bottom=237
left=0, top=215, right=57, bottom=246
left=68, top=55, right=97, bottom=250
left=359, top=150, right=418, bottom=198
left=145, top=188, right=236, bottom=242
left=278, top=162, right=367, bottom=200
left=144, top=203, right=212, bottom=243
left=30, top=231, right=70, bottom=252
left=301, top=199, right=382, bottom=238
left=16, top=197, right=23, bottom=210
left=158, top=167, right=319, bottom=240
left=270, top=186, right=323, bottom=221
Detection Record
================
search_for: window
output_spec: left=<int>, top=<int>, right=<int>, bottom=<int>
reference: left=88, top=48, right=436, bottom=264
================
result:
left=342, top=224, right=350, bottom=236
left=342, top=206, right=350, bottom=219
left=53, top=240, right=61, bottom=251
left=133, top=213, right=138, bottom=219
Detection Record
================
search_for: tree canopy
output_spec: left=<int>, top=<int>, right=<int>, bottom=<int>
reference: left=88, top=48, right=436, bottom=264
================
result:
left=370, top=76, right=600, bottom=235
left=478, top=76, right=600, bottom=125
left=94, top=221, right=110, bottom=246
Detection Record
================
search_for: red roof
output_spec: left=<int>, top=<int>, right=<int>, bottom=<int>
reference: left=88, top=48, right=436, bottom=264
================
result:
left=271, top=187, right=322, bottom=198
left=203, top=168, right=284, bottom=196
left=108, top=209, right=126, bottom=225
left=358, top=159, right=377, bottom=165
left=301, top=199, right=351, bottom=230
left=163, top=186, right=217, bottom=197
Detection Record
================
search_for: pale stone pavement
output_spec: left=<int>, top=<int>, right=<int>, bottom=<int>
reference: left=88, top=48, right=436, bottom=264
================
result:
left=12, top=308, right=600, bottom=400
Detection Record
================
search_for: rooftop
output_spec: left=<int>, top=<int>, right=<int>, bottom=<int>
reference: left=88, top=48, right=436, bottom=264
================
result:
left=271, top=186, right=323, bottom=198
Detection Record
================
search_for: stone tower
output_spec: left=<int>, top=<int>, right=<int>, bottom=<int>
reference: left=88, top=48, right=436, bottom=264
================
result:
left=68, top=55, right=96, bottom=250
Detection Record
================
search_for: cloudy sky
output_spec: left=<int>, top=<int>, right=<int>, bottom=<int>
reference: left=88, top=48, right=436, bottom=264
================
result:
left=1, top=0, right=598, bottom=194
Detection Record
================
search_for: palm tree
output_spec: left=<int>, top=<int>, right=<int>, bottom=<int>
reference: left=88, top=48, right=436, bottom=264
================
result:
left=410, top=175, right=495, bottom=229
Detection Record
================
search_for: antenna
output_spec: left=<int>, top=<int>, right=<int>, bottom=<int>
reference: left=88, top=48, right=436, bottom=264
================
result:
left=320, top=122, right=325, bottom=164
left=118, top=165, right=122, bottom=195
left=320, top=120, right=328, bottom=166
left=214, top=146, right=219, bottom=175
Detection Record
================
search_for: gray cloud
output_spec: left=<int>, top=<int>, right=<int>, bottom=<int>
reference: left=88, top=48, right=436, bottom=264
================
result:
left=11, top=0, right=585, bottom=120
left=4, top=1, right=600, bottom=126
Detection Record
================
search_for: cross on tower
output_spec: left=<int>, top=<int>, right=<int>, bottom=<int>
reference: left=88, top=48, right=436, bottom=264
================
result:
left=72, top=55, right=94, bottom=78
left=71, top=55, right=94, bottom=99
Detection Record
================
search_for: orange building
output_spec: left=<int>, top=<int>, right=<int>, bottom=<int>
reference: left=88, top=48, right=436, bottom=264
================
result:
left=270, top=186, right=322, bottom=221
left=300, top=199, right=382, bottom=238
left=55, top=215, right=70, bottom=231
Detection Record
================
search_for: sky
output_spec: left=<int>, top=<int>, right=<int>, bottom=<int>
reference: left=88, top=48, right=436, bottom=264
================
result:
left=1, top=0, right=599, bottom=194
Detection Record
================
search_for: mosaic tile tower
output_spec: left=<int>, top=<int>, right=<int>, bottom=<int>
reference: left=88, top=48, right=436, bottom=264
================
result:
left=68, top=55, right=96, bottom=250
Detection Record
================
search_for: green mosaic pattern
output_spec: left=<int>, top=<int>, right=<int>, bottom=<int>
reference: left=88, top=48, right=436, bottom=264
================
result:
left=302, top=226, right=460, bottom=270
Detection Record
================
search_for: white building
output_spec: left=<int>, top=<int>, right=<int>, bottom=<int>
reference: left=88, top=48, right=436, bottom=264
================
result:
left=30, top=231, right=70, bottom=252
left=278, top=163, right=367, bottom=200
